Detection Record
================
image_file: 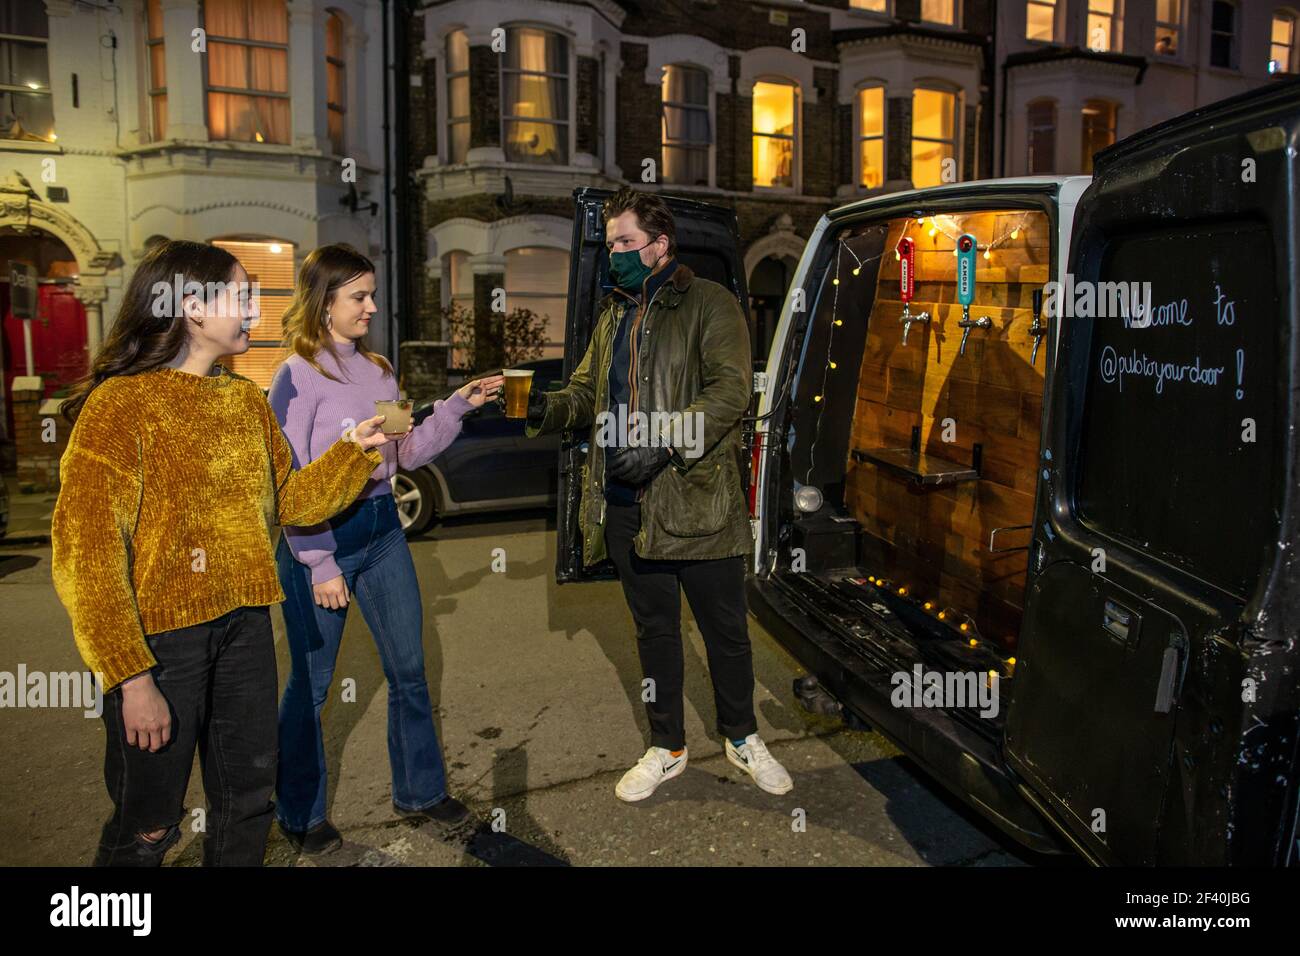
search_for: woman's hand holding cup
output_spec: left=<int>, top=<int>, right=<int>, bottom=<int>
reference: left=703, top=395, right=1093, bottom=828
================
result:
left=352, top=413, right=411, bottom=449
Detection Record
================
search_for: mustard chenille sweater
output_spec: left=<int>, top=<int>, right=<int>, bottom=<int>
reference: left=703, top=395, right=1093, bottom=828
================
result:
left=50, top=364, right=384, bottom=691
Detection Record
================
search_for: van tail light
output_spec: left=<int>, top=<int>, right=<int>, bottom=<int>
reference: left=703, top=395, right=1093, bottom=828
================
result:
left=748, top=431, right=765, bottom=517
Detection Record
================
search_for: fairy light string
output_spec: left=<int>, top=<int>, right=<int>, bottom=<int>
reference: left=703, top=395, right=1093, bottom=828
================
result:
left=800, top=220, right=1028, bottom=669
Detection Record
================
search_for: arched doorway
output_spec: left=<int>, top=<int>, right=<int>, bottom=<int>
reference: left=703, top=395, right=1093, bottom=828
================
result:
left=0, top=173, right=118, bottom=443
left=748, top=253, right=798, bottom=365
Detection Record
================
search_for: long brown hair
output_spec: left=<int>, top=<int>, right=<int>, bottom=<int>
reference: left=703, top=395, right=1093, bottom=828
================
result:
left=281, top=243, right=392, bottom=383
left=61, top=240, right=240, bottom=424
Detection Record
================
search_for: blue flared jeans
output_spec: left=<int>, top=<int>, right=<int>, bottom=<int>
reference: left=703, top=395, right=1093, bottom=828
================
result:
left=274, top=493, right=448, bottom=832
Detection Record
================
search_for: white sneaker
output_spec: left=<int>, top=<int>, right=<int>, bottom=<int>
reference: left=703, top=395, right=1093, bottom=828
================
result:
left=726, top=734, right=794, bottom=794
left=615, top=746, right=688, bottom=802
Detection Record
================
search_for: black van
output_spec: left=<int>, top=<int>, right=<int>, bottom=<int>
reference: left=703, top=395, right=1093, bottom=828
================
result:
left=743, top=79, right=1300, bottom=865
left=550, top=79, right=1299, bottom=865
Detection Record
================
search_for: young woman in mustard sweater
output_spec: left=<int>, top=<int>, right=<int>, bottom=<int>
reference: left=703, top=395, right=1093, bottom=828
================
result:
left=51, top=239, right=405, bottom=866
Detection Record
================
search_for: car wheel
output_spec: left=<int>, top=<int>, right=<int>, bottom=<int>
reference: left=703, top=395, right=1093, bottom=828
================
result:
left=391, top=468, right=437, bottom=537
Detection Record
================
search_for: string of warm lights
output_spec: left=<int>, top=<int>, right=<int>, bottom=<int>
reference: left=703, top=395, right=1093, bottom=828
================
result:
left=896, top=212, right=1032, bottom=262
left=799, top=228, right=1022, bottom=677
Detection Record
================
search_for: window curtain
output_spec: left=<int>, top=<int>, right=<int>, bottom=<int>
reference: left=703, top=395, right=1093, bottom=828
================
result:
left=205, top=0, right=290, bottom=144
left=504, top=28, right=567, bottom=164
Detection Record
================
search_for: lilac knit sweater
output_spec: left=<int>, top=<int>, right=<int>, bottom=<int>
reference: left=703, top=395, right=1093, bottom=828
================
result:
left=268, top=337, right=474, bottom=585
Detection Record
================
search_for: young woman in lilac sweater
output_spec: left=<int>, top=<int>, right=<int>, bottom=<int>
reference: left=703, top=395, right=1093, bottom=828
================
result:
left=269, top=244, right=502, bottom=853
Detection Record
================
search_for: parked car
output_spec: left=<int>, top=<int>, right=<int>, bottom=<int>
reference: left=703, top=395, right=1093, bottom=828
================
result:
left=548, top=80, right=1300, bottom=865
left=392, top=357, right=563, bottom=535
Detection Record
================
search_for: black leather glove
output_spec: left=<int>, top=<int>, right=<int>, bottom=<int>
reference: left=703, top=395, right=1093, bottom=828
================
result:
left=525, top=388, right=547, bottom=427
left=606, top=444, right=672, bottom=486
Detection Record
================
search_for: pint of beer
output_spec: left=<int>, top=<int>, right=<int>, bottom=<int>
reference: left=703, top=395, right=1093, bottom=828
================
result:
left=503, top=368, right=534, bottom=418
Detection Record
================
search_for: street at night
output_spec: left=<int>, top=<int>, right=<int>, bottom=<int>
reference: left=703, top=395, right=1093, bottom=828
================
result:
left=1, top=509, right=1039, bottom=868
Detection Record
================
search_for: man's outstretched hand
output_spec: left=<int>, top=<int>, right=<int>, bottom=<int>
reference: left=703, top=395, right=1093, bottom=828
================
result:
left=525, top=388, right=547, bottom=426
left=496, top=385, right=548, bottom=427
left=606, top=444, right=672, bottom=485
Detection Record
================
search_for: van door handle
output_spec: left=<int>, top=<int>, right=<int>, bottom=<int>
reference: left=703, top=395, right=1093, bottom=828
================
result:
left=1153, top=644, right=1179, bottom=714
left=1102, top=599, right=1138, bottom=646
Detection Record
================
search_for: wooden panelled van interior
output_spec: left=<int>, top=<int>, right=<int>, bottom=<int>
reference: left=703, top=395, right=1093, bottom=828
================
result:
left=842, top=210, right=1051, bottom=652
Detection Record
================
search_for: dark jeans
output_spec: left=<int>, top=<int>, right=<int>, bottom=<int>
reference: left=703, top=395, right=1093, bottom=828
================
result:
left=603, top=499, right=758, bottom=751
left=275, top=493, right=448, bottom=832
left=94, top=605, right=278, bottom=867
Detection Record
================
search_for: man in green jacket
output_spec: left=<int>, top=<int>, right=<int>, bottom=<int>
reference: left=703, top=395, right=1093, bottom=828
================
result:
left=519, top=186, right=792, bottom=801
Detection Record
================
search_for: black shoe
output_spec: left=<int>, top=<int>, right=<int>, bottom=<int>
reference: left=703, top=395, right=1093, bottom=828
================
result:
left=394, top=795, right=473, bottom=829
left=279, top=819, right=343, bottom=855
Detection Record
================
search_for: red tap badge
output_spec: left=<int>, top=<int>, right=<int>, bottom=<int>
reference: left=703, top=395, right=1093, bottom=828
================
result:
left=897, top=237, right=915, bottom=303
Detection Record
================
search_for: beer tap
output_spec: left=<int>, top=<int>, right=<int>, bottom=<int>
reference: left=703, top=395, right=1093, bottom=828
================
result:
left=955, top=233, right=990, bottom=357
left=1029, top=287, right=1047, bottom=366
left=896, top=237, right=929, bottom=346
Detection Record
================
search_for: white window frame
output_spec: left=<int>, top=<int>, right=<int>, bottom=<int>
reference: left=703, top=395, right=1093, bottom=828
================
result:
left=854, top=83, right=886, bottom=191
left=1153, top=0, right=1184, bottom=60
left=498, top=23, right=573, bottom=166
left=1270, top=10, right=1297, bottom=74
left=445, top=29, right=470, bottom=165
left=910, top=84, right=960, bottom=189
left=661, top=63, right=713, bottom=188
left=1209, top=0, right=1239, bottom=70
left=919, top=0, right=958, bottom=28
left=1084, top=0, right=1121, bottom=54
left=751, top=75, right=801, bottom=194
left=1026, top=0, right=1059, bottom=44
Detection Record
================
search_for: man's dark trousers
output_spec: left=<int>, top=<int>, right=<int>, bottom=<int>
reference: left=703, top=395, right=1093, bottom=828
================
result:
left=603, top=499, right=759, bottom=751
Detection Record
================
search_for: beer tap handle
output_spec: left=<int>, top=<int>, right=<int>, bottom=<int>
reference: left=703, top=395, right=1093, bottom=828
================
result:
left=957, top=312, right=991, bottom=357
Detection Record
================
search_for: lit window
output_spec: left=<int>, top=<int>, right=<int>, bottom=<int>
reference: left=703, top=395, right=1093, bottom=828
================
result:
left=1086, top=0, right=1116, bottom=52
left=446, top=30, right=469, bottom=163
left=1081, top=99, right=1116, bottom=173
left=213, top=239, right=295, bottom=390
left=1027, top=99, right=1056, bottom=174
left=921, top=0, right=954, bottom=26
left=444, top=250, right=475, bottom=369
left=204, top=0, right=290, bottom=144
left=1154, top=0, right=1181, bottom=56
left=146, top=0, right=166, bottom=139
left=911, top=87, right=957, bottom=188
left=501, top=27, right=569, bottom=165
left=506, top=247, right=570, bottom=359
left=1271, top=13, right=1296, bottom=73
left=752, top=79, right=798, bottom=189
left=857, top=86, right=884, bottom=189
left=850, top=0, right=888, bottom=11
left=325, top=12, right=345, bottom=154
left=0, top=3, right=53, bottom=142
left=662, top=65, right=710, bottom=186
left=1026, top=0, right=1056, bottom=42
left=1210, top=1, right=1237, bottom=69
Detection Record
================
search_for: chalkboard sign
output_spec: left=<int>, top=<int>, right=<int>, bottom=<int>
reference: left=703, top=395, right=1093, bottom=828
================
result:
left=1075, top=223, right=1279, bottom=600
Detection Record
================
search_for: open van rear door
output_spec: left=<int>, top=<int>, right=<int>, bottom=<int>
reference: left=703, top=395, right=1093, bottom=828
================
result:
left=1004, top=79, right=1300, bottom=864
left=554, top=187, right=752, bottom=583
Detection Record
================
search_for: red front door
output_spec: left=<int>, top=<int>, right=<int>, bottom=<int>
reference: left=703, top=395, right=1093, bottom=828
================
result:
left=2, top=282, right=88, bottom=439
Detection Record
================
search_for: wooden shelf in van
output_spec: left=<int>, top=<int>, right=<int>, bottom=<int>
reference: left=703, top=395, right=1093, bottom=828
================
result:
left=851, top=441, right=982, bottom=487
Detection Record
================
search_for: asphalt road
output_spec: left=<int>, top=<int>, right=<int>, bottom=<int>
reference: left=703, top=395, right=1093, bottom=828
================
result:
left=0, top=512, right=1051, bottom=867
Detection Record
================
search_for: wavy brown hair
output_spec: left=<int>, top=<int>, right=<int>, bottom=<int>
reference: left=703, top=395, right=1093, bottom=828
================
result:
left=60, top=239, right=240, bottom=424
left=282, top=243, right=393, bottom=383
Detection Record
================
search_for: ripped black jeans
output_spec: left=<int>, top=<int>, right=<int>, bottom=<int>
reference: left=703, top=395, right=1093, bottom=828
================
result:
left=94, top=605, right=278, bottom=866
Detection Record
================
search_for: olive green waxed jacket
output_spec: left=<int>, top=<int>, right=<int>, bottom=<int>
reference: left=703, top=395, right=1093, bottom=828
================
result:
left=525, top=261, right=754, bottom=566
